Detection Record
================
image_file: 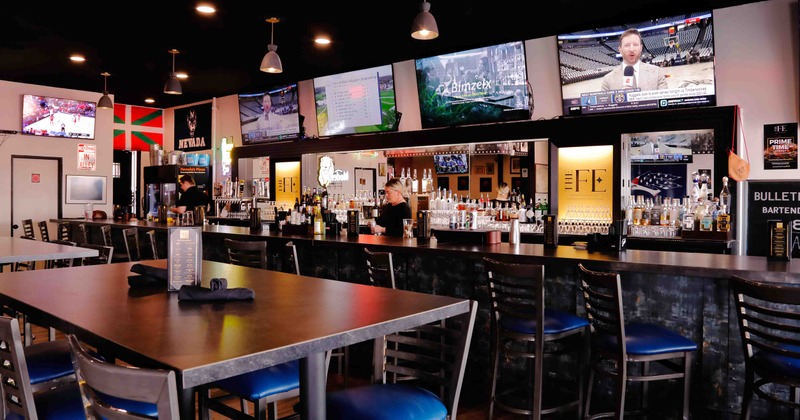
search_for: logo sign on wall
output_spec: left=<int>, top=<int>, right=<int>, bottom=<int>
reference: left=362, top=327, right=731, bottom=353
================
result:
left=77, top=143, right=97, bottom=171
left=747, top=181, right=800, bottom=258
left=174, top=103, right=212, bottom=152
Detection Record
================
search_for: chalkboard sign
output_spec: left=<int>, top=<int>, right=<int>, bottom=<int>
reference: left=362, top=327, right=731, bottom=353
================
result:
left=747, top=181, right=800, bottom=258
left=167, top=226, right=203, bottom=291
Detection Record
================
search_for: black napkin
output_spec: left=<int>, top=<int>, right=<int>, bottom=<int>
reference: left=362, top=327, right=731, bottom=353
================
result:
left=177, top=285, right=254, bottom=302
left=130, top=263, right=168, bottom=280
left=210, top=277, right=228, bottom=291
left=128, top=275, right=165, bottom=288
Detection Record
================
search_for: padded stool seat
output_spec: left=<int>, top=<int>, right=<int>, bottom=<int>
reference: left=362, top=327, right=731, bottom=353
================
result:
left=212, top=360, right=299, bottom=400
left=597, top=323, right=697, bottom=355
left=327, top=383, right=447, bottom=420
left=5, top=384, right=85, bottom=420
left=499, top=308, right=589, bottom=335
left=24, top=340, right=75, bottom=386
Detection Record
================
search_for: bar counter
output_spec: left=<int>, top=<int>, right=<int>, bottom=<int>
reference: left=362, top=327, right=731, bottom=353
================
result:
left=54, top=217, right=799, bottom=417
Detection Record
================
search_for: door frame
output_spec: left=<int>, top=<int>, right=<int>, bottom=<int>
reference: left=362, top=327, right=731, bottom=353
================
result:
left=11, top=155, right=63, bottom=236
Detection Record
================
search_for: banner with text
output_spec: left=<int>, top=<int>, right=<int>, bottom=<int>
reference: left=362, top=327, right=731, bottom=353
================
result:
left=174, top=103, right=211, bottom=152
left=763, top=122, right=798, bottom=170
left=747, top=181, right=800, bottom=258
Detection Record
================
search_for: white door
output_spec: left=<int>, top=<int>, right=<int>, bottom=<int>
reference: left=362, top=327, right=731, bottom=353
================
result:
left=11, top=157, right=61, bottom=239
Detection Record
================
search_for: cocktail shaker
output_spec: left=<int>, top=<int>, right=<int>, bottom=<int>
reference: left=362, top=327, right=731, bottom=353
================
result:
left=509, top=219, right=521, bottom=244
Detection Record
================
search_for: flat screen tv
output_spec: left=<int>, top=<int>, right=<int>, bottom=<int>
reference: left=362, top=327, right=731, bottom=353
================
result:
left=557, top=11, right=716, bottom=116
left=433, top=153, right=469, bottom=174
left=415, top=41, right=531, bottom=129
left=313, top=64, right=398, bottom=137
left=22, top=94, right=96, bottom=139
left=239, top=83, right=301, bottom=144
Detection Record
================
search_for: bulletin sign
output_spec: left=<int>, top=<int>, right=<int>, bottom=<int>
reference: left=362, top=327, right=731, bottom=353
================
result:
left=746, top=181, right=800, bottom=258
left=763, top=123, right=798, bottom=170
left=557, top=145, right=614, bottom=222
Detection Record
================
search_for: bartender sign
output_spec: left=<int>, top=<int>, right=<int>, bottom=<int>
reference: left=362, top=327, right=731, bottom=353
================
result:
left=77, top=143, right=96, bottom=171
left=747, top=181, right=800, bottom=258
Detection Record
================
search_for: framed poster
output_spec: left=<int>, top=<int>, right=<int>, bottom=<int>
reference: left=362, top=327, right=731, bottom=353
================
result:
left=437, top=177, right=450, bottom=191
left=485, top=162, right=495, bottom=175
left=474, top=165, right=486, bottom=175
left=457, top=176, right=469, bottom=191
left=480, top=177, right=492, bottom=192
left=65, top=175, right=107, bottom=204
left=763, top=122, right=798, bottom=170
left=510, top=157, right=521, bottom=174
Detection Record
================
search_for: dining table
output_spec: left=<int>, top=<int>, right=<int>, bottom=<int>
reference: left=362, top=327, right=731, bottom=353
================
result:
left=0, top=236, right=98, bottom=268
left=0, top=259, right=474, bottom=419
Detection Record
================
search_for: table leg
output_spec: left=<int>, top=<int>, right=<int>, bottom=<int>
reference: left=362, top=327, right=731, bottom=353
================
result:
left=179, top=385, right=196, bottom=420
left=300, top=351, right=327, bottom=419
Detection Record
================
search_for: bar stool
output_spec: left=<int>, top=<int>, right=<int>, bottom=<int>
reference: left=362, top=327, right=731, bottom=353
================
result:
left=225, top=238, right=268, bottom=269
left=22, top=219, right=35, bottom=238
left=578, top=263, right=697, bottom=419
left=144, top=230, right=160, bottom=260
left=122, top=227, right=141, bottom=262
left=100, top=224, right=129, bottom=263
left=484, top=257, right=588, bottom=419
left=74, top=223, right=89, bottom=245
left=37, top=221, right=51, bottom=242
left=56, top=221, right=71, bottom=242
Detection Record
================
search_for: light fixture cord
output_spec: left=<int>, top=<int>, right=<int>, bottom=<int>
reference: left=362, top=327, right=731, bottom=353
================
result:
left=103, top=75, right=107, bottom=92
left=270, top=21, right=275, bottom=44
left=171, top=52, right=176, bottom=72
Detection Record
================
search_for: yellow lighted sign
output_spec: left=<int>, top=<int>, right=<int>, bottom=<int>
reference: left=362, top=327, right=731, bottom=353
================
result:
left=557, top=145, right=614, bottom=221
left=220, top=137, right=234, bottom=176
left=275, top=161, right=301, bottom=209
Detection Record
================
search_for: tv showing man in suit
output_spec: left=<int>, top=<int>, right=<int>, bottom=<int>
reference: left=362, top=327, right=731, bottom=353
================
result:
left=601, top=29, right=668, bottom=91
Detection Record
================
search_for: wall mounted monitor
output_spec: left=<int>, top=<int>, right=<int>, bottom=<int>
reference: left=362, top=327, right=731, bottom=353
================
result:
left=433, top=153, right=469, bottom=174
left=313, top=64, right=398, bottom=137
left=22, top=94, right=96, bottom=139
left=415, top=41, right=531, bottom=129
left=557, top=11, right=716, bottom=116
left=239, top=83, right=301, bottom=144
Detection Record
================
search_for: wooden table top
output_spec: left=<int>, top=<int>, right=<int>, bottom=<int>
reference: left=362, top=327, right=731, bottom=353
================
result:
left=0, top=237, right=98, bottom=264
left=0, top=259, right=471, bottom=388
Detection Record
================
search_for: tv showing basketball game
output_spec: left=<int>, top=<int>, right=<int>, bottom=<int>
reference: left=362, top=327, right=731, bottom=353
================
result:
left=239, top=83, right=301, bottom=144
left=415, top=41, right=531, bottom=129
left=557, top=11, right=716, bottom=116
left=21, top=94, right=96, bottom=139
left=313, top=64, right=398, bottom=137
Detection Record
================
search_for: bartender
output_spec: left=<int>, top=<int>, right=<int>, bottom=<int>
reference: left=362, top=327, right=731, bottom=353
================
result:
left=170, top=175, right=209, bottom=215
left=371, top=178, right=412, bottom=237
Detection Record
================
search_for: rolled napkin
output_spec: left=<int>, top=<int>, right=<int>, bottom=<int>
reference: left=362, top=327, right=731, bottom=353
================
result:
left=209, top=277, right=228, bottom=291
left=130, top=263, right=168, bottom=280
left=128, top=275, right=165, bottom=288
left=178, top=285, right=254, bottom=302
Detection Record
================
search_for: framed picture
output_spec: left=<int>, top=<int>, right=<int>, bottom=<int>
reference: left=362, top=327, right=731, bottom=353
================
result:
left=511, top=177, right=522, bottom=191
left=378, top=162, right=386, bottom=177
left=485, top=162, right=495, bottom=175
left=457, top=176, right=469, bottom=191
left=510, top=157, right=522, bottom=174
left=535, top=164, right=549, bottom=193
left=65, top=175, right=107, bottom=204
left=479, top=177, right=492, bottom=192
left=437, top=177, right=450, bottom=191
left=475, top=165, right=486, bottom=175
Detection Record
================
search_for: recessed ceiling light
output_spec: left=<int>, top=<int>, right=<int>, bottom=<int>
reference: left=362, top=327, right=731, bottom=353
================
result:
left=69, top=54, right=86, bottom=62
left=144, top=98, right=155, bottom=104
left=314, top=36, right=331, bottom=45
left=196, top=3, right=216, bottom=14
left=175, top=72, right=189, bottom=80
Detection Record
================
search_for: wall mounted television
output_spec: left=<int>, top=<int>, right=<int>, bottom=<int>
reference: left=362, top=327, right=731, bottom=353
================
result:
left=415, top=41, right=531, bottom=129
left=313, top=64, right=398, bottom=137
left=22, top=94, right=96, bottom=139
left=433, top=153, right=469, bottom=174
left=557, top=11, right=716, bottom=116
left=239, top=83, right=301, bottom=144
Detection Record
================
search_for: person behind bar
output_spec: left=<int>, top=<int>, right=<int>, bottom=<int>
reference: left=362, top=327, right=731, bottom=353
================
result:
left=601, top=28, right=668, bottom=92
left=170, top=174, right=209, bottom=215
left=372, top=178, right=412, bottom=237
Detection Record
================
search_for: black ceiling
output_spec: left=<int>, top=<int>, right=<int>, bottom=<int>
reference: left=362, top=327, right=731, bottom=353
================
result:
left=4, top=0, right=760, bottom=109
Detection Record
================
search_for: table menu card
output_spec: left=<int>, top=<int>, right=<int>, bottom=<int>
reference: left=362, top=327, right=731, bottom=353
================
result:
left=167, top=226, right=203, bottom=291
left=768, top=219, right=791, bottom=261
left=543, top=214, right=558, bottom=248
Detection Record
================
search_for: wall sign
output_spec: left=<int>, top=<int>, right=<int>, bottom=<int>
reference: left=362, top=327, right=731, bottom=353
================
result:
left=77, top=143, right=96, bottom=171
left=174, top=104, right=212, bottom=152
left=763, top=123, right=798, bottom=170
left=747, top=181, right=800, bottom=258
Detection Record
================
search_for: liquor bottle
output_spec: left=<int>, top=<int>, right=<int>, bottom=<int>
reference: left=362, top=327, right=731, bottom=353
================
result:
left=534, top=198, right=543, bottom=221
left=650, top=196, right=662, bottom=226
left=420, top=169, right=429, bottom=194
left=411, top=169, right=419, bottom=194
left=682, top=201, right=695, bottom=231
left=719, top=176, right=731, bottom=210
left=716, top=204, right=731, bottom=232
left=526, top=198, right=535, bottom=221
left=641, top=198, right=651, bottom=226
left=540, top=198, right=549, bottom=216
left=632, top=195, right=644, bottom=226
left=398, top=168, right=406, bottom=188
left=404, top=168, right=413, bottom=196
left=698, top=173, right=709, bottom=204
left=690, top=172, right=700, bottom=205
left=699, top=203, right=714, bottom=231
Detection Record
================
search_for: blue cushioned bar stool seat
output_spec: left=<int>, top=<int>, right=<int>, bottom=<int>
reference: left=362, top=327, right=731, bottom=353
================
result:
left=731, top=275, right=800, bottom=419
left=326, top=301, right=478, bottom=420
left=484, top=257, right=589, bottom=419
left=579, top=264, right=697, bottom=420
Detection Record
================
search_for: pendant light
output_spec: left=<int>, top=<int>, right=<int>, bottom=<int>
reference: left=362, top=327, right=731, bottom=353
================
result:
left=97, top=72, right=113, bottom=110
left=411, top=0, right=439, bottom=40
left=260, top=17, right=283, bottom=73
left=164, top=49, right=182, bottom=95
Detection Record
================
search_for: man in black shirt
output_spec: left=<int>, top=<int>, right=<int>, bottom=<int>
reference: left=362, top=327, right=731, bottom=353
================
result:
left=170, top=174, right=209, bottom=215
left=372, top=178, right=412, bottom=237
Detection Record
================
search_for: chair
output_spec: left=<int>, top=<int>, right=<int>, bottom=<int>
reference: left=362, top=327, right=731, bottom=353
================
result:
left=14, top=235, right=37, bottom=272
left=484, top=257, right=588, bottom=419
left=284, top=241, right=300, bottom=275
left=38, top=220, right=51, bottom=242
left=326, top=300, right=478, bottom=420
left=57, top=221, right=71, bottom=242
left=46, top=239, right=78, bottom=269
left=22, top=218, right=35, bottom=239
left=578, top=263, right=697, bottom=420
left=100, top=224, right=129, bottom=262
left=225, top=238, right=268, bottom=269
left=123, top=227, right=141, bottom=262
left=67, top=334, right=181, bottom=419
left=78, top=243, right=114, bottom=266
left=730, top=275, right=800, bottom=419
left=145, top=230, right=160, bottom=260
left=0, top=316, right=85, bottom=420
left=74, top=223, right=89, bottom=245
left=364, top=247, right=396, bottom=289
